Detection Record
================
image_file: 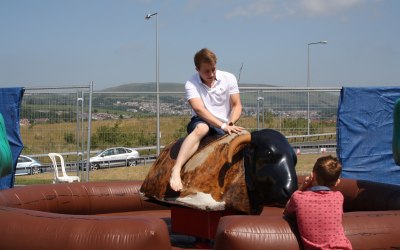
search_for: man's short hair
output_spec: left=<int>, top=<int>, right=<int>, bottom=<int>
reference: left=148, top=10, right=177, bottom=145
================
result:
left=194, top=48, right=217, bottom=69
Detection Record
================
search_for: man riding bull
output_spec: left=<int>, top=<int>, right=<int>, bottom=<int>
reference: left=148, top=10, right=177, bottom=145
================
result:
left=170, top=48, right=244, bottom=192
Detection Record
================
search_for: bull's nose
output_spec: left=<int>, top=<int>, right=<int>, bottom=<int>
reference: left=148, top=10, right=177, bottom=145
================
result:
left=279, top=178, right=297, bottom=200
left=285, top=180, right=297, bottom=195
left=282, top=185, right=295, bottom=199
left=269, top=186, right=294, bottom=205
left=282, top=187, right=291, bottom=198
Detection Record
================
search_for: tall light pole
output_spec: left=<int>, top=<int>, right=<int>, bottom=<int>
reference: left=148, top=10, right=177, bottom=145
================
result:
left=307, top=41, right=327, bottom=135
left=145, top=12, right=160, bottom=156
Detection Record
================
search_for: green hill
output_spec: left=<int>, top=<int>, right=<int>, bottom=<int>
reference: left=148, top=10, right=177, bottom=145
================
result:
left=100, top=82, right=275, bottom=92
left=98, top=82, right=338, bottom=110
left=100, top=82, right=185, bottom=92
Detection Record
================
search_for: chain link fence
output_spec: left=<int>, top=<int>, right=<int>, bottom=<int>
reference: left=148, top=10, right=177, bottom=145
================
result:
left=19, top=86, right=341, bottom=171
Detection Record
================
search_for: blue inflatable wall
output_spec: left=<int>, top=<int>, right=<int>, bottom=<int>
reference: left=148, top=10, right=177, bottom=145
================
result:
left=337, top=87, right=400, bottom=185
left=0, top=88, right=24, bottom=189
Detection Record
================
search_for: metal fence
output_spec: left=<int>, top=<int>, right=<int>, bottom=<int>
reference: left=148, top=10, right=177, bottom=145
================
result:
left=20, top=85, right=341, bottom=170
left=20, top=85, right=92, bottom=179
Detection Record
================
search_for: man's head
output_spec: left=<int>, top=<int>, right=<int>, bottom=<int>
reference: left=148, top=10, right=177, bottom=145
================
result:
left=312, top=155, right=342, bottom=187
left=194, top=48, right=217, bottom=86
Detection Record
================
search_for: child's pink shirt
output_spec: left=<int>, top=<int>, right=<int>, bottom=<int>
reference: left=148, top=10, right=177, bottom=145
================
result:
left=284, top=189, right=352, bottom=250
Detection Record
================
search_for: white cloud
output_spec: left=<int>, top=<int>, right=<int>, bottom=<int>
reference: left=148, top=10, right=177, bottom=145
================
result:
left=224, top=0, right=368, bottom=19
left=298, top=0, right=365, bottom=16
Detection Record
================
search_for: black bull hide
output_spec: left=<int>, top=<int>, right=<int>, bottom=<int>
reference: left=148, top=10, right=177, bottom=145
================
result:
left=140, top=129, right=298, bottom=215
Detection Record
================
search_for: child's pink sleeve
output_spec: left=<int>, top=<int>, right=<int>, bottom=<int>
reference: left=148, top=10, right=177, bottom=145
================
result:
left=283, top=192, right=297, bottom=216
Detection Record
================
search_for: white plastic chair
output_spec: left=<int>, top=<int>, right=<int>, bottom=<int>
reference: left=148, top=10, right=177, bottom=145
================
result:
left=48, top=153, right=80, bottom=184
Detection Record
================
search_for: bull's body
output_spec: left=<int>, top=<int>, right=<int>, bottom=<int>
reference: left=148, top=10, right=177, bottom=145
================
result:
left=141, top=132, right=249, bottom=212
left=140, top=129, right=297, bottom=215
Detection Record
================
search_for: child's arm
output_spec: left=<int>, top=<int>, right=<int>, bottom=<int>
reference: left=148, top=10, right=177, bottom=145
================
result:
left=283, top=174, right=313, bottom=216
left=283, top=198, right=294, bottom=217
left=298, top=175, right=313, bottom=191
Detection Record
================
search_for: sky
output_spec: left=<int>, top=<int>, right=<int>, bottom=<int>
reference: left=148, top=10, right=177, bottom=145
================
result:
left=0, top=0, right=399, bottom=90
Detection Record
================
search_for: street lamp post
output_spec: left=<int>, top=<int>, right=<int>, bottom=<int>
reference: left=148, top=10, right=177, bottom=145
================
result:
left=145, top=12, right=160, bottom=156
left=307, top=41, right=327, bottom=135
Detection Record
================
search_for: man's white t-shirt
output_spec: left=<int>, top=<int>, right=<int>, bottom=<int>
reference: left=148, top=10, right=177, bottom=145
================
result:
left=185, top=70, right=239, bottom=123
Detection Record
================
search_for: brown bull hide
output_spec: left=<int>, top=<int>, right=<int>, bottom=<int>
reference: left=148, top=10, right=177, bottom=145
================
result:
left=140, top=131, right=252, bottom=214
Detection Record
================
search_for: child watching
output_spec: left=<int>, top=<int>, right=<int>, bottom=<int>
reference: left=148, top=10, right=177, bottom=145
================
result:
left=283, top=155, right=352, bottom=250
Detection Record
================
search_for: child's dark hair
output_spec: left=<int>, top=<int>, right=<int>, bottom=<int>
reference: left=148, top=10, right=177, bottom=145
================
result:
left=313, top=155, right=342, bottom=187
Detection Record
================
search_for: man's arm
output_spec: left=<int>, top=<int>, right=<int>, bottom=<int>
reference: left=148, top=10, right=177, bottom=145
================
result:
left=189, top=98, right=223, bottom=128
left=189, top=94, right=243, bottom=134
left=228, top=93, right=242, bottom=124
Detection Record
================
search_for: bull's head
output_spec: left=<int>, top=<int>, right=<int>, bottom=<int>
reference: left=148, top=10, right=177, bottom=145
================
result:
left=228, top=129, right=298, bottom=214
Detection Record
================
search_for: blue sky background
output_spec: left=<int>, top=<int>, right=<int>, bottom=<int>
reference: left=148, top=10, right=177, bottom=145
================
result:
left=0, top=0, right=399, bottom=90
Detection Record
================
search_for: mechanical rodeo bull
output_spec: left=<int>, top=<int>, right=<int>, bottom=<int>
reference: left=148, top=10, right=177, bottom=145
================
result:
left=140, top=129, right=298, bottom=215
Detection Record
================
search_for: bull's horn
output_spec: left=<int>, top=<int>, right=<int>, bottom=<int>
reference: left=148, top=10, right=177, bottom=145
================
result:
left=227, top=133, right=251, bottom=164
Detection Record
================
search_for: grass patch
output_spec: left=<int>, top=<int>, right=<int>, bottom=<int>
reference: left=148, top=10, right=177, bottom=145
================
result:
left=15, top=153, right=331, bottom=185
left=15, top=165, right=152, bottom=185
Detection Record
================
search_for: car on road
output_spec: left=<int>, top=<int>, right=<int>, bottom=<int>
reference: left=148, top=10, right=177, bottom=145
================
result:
left=88, top=147, right=140, bottom=170
left=15, top=155, right=43, bottom=175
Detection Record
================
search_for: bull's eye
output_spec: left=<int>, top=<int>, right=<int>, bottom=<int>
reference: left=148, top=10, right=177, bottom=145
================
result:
left=265, top=150, right=273, bottom=161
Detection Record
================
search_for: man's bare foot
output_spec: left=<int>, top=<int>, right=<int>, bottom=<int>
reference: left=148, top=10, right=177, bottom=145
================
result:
left=170, top=167, right=183, bottom=191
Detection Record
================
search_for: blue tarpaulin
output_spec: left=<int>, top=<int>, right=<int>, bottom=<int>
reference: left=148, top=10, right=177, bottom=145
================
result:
left=337, top=87, right=400, bottom=185
left=0, top=87, right=24, bottom=189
